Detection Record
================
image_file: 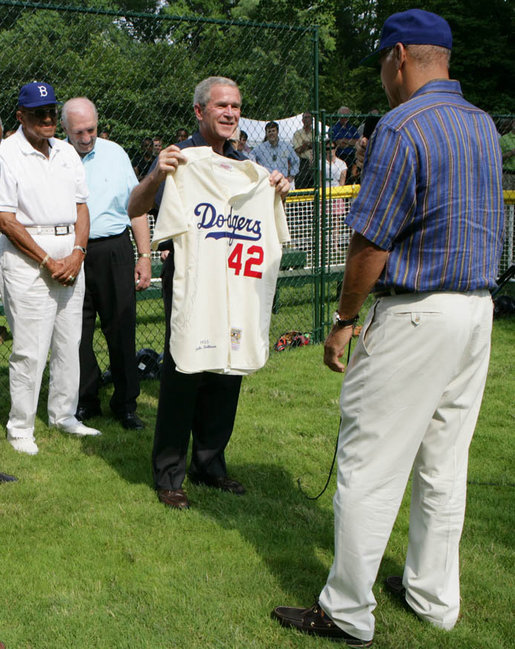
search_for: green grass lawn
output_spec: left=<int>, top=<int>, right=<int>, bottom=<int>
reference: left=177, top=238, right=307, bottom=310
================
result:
left=0, top=316, right=513, bottom=649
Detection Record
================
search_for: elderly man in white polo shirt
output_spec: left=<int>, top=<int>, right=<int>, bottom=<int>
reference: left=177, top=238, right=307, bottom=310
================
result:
left=0, top=81, right=101, bottom=455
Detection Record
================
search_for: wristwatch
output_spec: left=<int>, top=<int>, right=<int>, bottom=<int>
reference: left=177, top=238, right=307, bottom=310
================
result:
left=332, top=311, right=359, bottom=328
left=73, top=245, right=87, bottom=255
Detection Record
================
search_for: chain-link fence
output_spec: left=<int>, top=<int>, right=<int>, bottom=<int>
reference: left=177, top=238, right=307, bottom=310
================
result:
left=0, top=2, right=513, bottom=415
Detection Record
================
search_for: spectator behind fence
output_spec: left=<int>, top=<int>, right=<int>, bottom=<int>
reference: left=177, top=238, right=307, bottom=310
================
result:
left=292, top=111, right=314, bottom=188
left=331, top=105, right=360, bottom=169
left=128, top=75, right=290, bottom=511
left=132, top=136, right=155, bottom=180
left=499, top=118, right=515, bottom=190
left=250, top=121, right=299, bottom=185
left=175, top=127, right=189, bottom=142
left=61, top=97, right=152, bottom=430
left=324, top=139, right=347, bottom=187
left=0, top=82, right=101, bottom=456
left=152, top=136, right=163, bottom=156
left=273, top=9, right=504, bottom=645
left=237, top=129, right=251, bottom=154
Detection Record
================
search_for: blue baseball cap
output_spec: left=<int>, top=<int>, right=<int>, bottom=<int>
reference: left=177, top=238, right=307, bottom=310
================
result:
left=361, top=9, right=452, bottom=66
left=18, top=81, right=58, bottom=108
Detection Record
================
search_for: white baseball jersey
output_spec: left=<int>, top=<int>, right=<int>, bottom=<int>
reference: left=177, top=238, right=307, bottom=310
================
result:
left=152, top=147, right=290, bottom=375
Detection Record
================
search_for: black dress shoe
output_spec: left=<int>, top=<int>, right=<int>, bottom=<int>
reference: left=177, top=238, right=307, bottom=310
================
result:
left=76, top=405, right=102, bottom=421
left=385, top=575, right=405, bottom=598
left=117, top=412, right=144, bottom=430
left=271, top=603, right=373, bottom=646
left=384, top=575, right=416, bottom=616
left=0, top=471, right=18, bottom=483
left=188, top=473, right=245, bottom=495
left=157, top=488, right=190, bottom=510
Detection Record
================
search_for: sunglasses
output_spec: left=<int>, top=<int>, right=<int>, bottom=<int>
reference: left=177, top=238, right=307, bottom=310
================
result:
left=22, top=107, right=58, bottom=120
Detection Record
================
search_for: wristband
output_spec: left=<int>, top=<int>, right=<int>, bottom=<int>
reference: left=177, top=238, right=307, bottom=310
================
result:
left=73, top=245, right=87, bottom=255
left=139, top=253, right=151, bottom=259
left=39, top=254, right=50, bottom=269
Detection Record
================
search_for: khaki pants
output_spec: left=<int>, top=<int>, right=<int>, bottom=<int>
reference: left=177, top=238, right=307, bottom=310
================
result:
left=319, top=290, right=493, bottom=641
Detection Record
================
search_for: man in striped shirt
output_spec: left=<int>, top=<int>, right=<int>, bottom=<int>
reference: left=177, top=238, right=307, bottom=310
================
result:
left=273, top=9, right=504, bottom=646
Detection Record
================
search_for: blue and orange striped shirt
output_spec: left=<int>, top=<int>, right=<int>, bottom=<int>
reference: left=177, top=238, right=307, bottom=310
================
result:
left=347, top=79, right=504, bottom=292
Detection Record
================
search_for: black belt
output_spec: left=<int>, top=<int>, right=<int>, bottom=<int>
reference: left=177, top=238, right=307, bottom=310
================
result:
left=373, top=287, right=416, bottom=298
left=88, top=228, right=128, bottom=244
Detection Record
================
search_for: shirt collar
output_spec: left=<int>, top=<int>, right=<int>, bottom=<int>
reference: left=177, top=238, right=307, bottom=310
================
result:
left=18, top=125, right=57, bottom=157
left=190, top=130, right=247, bottom=161
left=410, top=78, right=463, bottom=100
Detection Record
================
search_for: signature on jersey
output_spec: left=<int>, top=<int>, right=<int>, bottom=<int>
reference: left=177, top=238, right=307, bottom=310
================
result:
left=195, top=202, right=262, bottom=243
left=195, top=338, right=217, bottom=352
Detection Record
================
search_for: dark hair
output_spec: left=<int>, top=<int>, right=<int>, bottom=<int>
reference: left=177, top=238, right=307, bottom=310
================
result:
left=265, top=121, right=279, bottom=131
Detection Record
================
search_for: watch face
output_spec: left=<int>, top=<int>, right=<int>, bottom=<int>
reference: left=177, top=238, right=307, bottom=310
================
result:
left=332, top=311, right=340, bottom=325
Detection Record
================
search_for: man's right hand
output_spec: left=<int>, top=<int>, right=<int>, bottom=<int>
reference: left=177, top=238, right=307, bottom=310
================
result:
left=151, top=145, right=187, bottom=183
left=45, top=257, right=73, bottom=286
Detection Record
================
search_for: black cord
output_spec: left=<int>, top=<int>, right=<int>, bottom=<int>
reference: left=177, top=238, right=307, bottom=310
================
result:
left=296, top=337, right=515, bottom=500
left=297, top=337, right=353, bottom=500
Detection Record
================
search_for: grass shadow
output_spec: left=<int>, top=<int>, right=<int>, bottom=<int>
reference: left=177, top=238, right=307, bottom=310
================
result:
left=186, top=461, right=335, bottom=603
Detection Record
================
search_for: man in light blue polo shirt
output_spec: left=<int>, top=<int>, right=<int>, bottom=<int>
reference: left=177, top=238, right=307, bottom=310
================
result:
left=250, top=121, right=299, bottom=184
left=62, top=97, right=152, bottom=430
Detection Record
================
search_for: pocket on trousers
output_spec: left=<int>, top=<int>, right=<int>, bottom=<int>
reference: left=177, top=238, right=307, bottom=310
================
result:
left=360, top=300, right=382, bottom=356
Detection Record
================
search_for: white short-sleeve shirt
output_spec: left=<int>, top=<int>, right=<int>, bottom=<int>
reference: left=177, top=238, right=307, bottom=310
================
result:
left=0, top=126, right=88, bottom=225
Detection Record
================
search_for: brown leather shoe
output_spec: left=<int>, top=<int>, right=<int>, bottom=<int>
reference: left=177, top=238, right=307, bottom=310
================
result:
left=157, top=488, right=190, bottom=509
left=272, top=603, right=373, bottom=646
left=188, top=473, right=245, bottom=495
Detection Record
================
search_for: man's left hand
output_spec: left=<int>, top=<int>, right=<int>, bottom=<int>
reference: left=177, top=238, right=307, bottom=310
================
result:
left=135, top=256, right=152, bottom=291
left=323, top=325, right=354, bottom=373
left=269, top=170, right=290, bottom=199
left=51, top=249, right=84, bottom=286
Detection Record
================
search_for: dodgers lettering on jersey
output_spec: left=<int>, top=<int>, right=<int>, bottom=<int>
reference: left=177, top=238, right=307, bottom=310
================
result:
left=195, top=203, right=262, bottom=241
left=152, top=147, right=290, bottom=375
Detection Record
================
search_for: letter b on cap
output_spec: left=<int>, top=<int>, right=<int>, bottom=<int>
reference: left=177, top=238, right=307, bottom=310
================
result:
left=38, top=85, right=48, bottom=97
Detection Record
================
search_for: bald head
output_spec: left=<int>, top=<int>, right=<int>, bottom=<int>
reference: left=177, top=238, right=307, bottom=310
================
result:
left=61, top=97, right=98, bottom=157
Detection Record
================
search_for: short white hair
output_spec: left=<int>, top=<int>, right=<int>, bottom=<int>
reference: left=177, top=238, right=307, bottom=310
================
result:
left=61, top=97, right=98, bottom=128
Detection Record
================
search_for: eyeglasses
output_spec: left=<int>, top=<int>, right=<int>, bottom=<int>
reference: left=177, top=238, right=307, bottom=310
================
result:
left=22, top=107, right=58, bottom=120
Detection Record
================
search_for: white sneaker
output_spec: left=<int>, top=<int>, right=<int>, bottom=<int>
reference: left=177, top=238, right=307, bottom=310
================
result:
left=8, top=437, right=39, bottom=455
left=52, top=417, right=102, bottom=437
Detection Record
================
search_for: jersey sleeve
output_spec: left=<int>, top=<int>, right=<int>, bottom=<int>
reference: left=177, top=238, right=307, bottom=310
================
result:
left=274, top=191, right=290, bottom=244
left=151, top=170, right=189, bottom=249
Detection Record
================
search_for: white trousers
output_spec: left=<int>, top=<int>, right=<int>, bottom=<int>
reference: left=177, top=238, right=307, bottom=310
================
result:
left=318, top=291, right=493, bottom=641
left=0, top=233, right=84, bottom=440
